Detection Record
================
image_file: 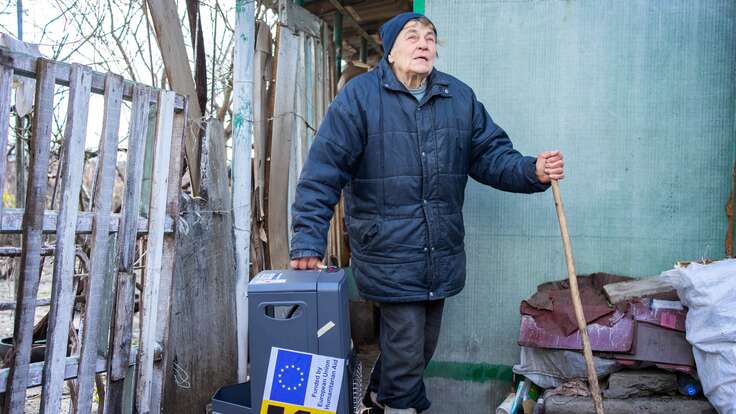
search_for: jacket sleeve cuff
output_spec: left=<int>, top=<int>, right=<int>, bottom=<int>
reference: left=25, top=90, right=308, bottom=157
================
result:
left=289, top=249, right=324, bottom=260
left=524, top=156, right=551, bottom=192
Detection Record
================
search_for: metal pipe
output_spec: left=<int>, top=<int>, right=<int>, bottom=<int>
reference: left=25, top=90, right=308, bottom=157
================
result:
left=16, top=0, right=23, bottom=41
left=413, top=0, right=425, bottom=14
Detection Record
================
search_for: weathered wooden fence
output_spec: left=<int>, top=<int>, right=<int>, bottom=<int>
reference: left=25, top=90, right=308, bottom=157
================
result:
left=0, top=47, right=187, bottom=413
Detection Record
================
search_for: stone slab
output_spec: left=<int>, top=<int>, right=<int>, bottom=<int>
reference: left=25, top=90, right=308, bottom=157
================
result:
left=545, top=395, right=716, bottom=414
left=604, top=370, right=678, bottom=398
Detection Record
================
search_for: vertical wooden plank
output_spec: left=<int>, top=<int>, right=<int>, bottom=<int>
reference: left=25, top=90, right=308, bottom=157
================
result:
left=329, top=25, right=337, bottom=99
left=305, top=36, right=315, bottom=149
left=287, top=33, right=306, bottom=244
left=295, top=34, right=308, bottom=171
left=139, top=109, right=156, bottom=218
left=267, top=26, right=299, bottom=269
left=75, top=73, right=123, bottom=414
left=96, top=235, right=118, bottom=356
left=135, top=90, right=175, bottom=414
left=321, top=23, right=338, bottom=266
left=162, top=117, right=238, bottom=413
left=15, top=115, right=26, bottom=209
left=149, top=98, right=186, bottom=412
left=0, top=63, right=13, bottom=220
left=3, top=58, right=55, bottom=414
left=252, top=21, right=272, bottom=278
left=315, top=25, right=325, bottom=131
left=323, top=24, right=333, bottom=101
left=232, top=0, right=255, bottom=382
left=103, top=85, right=151, bottom=414
left=40, top=63, right=93, bottom=414
left=254, top=21, right=272, bottom=221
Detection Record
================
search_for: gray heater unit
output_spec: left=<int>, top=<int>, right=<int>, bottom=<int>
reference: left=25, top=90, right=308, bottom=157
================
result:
left=212, top=268, right=360, bottom=414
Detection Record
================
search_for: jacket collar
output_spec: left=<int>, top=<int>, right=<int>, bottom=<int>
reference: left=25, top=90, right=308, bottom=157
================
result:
left=378, top=59, right=452, bottom=99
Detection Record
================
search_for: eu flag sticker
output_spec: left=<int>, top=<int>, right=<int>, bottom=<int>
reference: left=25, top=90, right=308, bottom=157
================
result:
left=262, top=347, right=344, bottom=414
left=270, top=349, right=311, bottom=405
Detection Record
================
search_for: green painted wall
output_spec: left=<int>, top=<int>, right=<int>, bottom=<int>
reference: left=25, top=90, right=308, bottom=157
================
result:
left=424, top=0, right=735, bottom=407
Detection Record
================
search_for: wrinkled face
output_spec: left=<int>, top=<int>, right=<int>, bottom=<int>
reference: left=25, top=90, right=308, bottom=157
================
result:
left=388, top=20, right=437, bottom=79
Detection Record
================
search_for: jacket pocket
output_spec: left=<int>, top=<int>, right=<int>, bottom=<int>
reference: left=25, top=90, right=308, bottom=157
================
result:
left=439, top=212, right=465, bottom=251
left=347, top=216, right=381, bottom=252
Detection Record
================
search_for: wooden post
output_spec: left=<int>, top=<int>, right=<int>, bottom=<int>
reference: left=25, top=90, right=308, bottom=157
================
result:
left=145, top=0, right=203, bottom=196
left=135, top=90, right=175, bottom=414
left=232, top=0, right=255, bottom=382
left=3, top=58, right=55, bottom=414
left=104, top=85, right=151, bottom=413
left=40, top=63, right=92, bottom=414
left=75, top=73, right=124, bottom=414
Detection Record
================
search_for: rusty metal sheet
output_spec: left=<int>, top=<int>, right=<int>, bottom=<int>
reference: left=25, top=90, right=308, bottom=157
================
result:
left=518, top=314, right=635, bottom=353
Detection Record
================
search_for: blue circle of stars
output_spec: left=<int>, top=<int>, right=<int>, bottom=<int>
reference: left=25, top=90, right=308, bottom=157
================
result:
left=277, top=363, right=305, bottom=391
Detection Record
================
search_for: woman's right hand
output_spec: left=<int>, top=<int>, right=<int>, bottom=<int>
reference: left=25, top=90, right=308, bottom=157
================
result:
left=289, top=256, right=322, bottom=270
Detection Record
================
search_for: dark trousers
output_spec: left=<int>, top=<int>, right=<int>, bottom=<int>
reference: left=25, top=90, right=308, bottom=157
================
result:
left=367, top=300, right=445, bottom=412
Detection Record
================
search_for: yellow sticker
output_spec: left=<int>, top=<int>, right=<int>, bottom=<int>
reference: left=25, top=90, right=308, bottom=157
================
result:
left=260, top=400, right=334, bottom=414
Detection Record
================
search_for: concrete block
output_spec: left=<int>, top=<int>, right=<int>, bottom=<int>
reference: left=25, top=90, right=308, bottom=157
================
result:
left=544, top=395, right=716, bottom=414
left=603, top=370, right=678, bottom=398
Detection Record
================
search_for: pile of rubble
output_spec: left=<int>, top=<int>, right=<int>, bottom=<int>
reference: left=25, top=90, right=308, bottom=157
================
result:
left=498, top=259, right=736, bottom=413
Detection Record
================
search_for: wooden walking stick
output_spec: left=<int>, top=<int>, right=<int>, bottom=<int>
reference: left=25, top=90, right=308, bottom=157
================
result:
left=551, top=180, right=605, bottom=414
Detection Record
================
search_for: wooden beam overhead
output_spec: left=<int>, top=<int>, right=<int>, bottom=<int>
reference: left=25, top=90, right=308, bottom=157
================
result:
left=304, top=0, right=365, bottom=16
left=326, top=0, right=383, bottom=56
left=344, top=5, right=362, bottom=22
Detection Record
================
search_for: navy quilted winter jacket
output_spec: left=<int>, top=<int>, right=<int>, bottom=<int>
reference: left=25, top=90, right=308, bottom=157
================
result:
left=290, top=59, right=549, bottom=302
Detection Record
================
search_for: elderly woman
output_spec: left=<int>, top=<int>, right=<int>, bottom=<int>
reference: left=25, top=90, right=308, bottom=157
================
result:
left=290, top=12, right=564, bottom=414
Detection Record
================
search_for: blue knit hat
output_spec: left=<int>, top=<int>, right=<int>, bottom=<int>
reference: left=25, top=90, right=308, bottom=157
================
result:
left=379, top=12, right=434, bottom=58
